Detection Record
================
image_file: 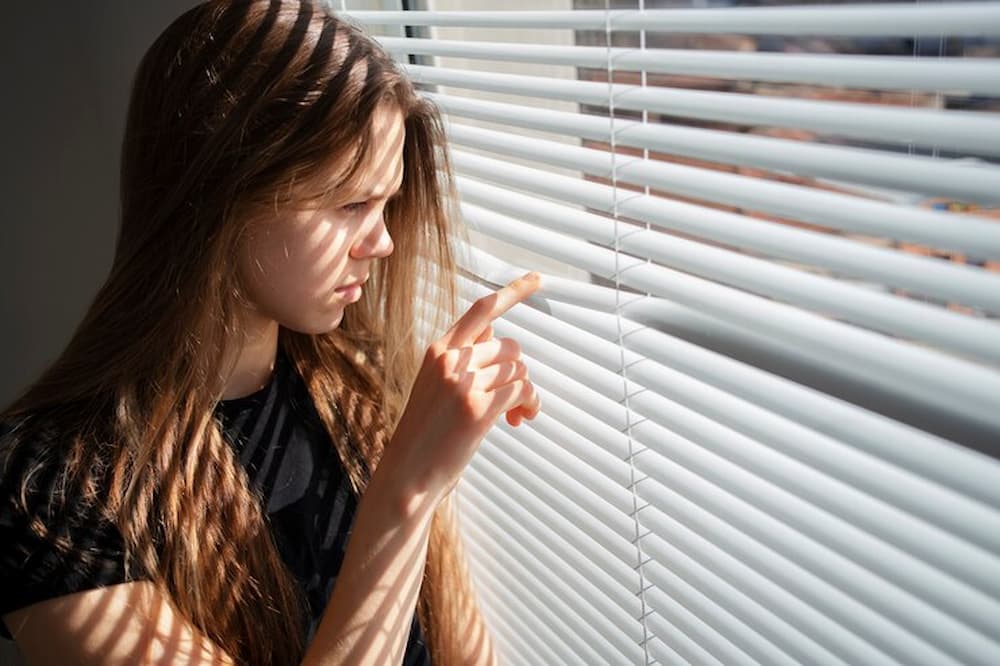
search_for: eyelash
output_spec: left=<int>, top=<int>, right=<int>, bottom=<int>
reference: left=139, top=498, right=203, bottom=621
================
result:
left=341, top=192, right=401, bottom=215
left=341, top=201, right=369, bottom=215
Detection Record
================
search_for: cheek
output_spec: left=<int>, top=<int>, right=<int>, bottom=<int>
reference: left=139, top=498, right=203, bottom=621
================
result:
left=238, top=220, right=354, bottom=313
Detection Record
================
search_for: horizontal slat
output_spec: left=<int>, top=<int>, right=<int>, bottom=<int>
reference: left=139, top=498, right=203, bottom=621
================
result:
left=471, top=295, right=1000, bottom=634
left=522, top=390, right=631, bottom=480
left=473, top=435, right=640, bottom=569
left=636, top=469, right=998, bottom=664
left=405, top=64, right=1000, bottom=155
left=456, top=203, right=1000, bottom=434
left=428, top=92, right=1000, bottom=204
left=635, top=486, right=955, bottom=666
left=381, top=37, right=1000, bottom=95
left=448, top=152, right=1000, bottom=311
left=643, top=560, right=804, bottom=666
left=466, top=536, right=603, bottom=663
left=451, top=245, right=1000, bottom=453
left=448, top=123, right=1000, bottom=259
left=461, top=507, right=642, bottom=664
left=460, top=469, right=644, bottom=621
left=461, top=498, right=647, bottom=661
left=634, top=579, right=772, bottom=666
left=473, top=602, right=552, bottom=666
left=535, top=288, right=1000, bottom=508
left=482, top=430, right=847, bottom=665
left=637, top=515, right=867, bottom=666
left=456, top=177, right=1000, bottom=358
left=454, top=272, right=1000, bottom=557
left=458, top=268, right=1000, bottom=552
left=462, top=461, right=641, bottom=601
left=462, top=550, right=586, bottom=665
left=344, top=4, right=1000, bottom=36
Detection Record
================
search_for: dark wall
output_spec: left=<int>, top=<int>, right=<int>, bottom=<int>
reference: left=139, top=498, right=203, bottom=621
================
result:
left=0, top=1, right=199, bottom=413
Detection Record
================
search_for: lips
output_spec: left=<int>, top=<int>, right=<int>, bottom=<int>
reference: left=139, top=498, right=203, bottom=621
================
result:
left=336, top=275, right=368, bottom=291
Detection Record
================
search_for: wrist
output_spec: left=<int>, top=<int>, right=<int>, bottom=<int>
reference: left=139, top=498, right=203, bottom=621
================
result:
left=369, top=448, right=443, bottom=524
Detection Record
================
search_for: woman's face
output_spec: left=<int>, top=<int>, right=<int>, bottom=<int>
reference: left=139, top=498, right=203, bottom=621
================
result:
left=237, top=104, right=405, bottom=334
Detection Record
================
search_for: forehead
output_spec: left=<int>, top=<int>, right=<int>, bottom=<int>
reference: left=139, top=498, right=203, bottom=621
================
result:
left=349, top=104, right=406, bottom=198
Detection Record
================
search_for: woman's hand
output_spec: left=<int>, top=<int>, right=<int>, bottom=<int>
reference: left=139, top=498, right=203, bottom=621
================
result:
left=382, top=272, right=543, bottom=503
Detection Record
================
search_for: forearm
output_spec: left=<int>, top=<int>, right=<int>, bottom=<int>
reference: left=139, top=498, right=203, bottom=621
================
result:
left=302, top=457, right=440, bottom=666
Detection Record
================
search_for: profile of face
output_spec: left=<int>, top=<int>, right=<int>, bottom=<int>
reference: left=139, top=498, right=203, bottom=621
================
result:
left=237, top=103, right=405, bottom=334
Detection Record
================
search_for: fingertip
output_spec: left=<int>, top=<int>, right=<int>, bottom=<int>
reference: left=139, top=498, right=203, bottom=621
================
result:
left=517, top=271, right=542, bottom=292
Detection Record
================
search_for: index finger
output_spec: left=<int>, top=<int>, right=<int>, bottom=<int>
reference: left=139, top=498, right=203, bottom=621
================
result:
left=443, top=272, right=542, bottom=348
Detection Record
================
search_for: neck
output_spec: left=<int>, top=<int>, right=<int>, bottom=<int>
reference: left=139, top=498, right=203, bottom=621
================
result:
left=220, top=316, right=280, bottom=400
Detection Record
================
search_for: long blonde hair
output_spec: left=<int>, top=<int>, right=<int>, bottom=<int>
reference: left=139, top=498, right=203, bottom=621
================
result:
left=0, top=1, right=481, bottom=663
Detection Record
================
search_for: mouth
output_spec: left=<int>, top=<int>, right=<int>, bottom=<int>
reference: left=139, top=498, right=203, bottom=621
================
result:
left=334, top=275, right=368, bottom=303
left=336, top=275, right=369, bottom=291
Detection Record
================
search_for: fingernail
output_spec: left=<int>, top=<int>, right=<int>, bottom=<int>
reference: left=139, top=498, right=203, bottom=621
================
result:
left=523, top=271, right=540, bottom=282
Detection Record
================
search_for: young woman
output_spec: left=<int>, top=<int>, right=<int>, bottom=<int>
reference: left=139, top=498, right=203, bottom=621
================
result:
left=0, top=1, right=542, bottom=664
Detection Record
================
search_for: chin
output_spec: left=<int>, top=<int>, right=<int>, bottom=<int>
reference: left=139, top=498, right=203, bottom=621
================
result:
left=282, top=309, right=345, bottom=335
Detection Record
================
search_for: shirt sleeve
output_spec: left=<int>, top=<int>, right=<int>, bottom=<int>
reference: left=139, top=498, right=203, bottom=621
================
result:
left=0, top=419, right=137, bottom=640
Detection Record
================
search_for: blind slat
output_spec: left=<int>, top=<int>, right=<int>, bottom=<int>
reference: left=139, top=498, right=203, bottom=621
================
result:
left=461, top=552, right=586, bottom=664
left=381, top=37, right=1000, bottom=95
left=406, top=64, right=1000, bottom=154
left=460, top=476, right=645, bottom=622
left=456, top=178, right=1000, bottom=355
left=353, top=4, right=1000, bottom=665
left=345, top=4, right=1000, bottom=36
left=462, top=515, right=642, bottom=664
left=461, top=500, right=649, bottom=660
left=472, top=299, right=1000, bottom=627
left=448, top=125, right=1000, bottom=258
left=470, top=294, right=1000, bottom=620
left=450, top=159, right=1000, bottom=311
left=457, top=206, right=1000, bottom=433
left=462, top=462, right=640, bottom=598
left=474, top=437, right=640, bottom=567
left=531, top=291, right=1000, bottom=508
left=636, top=490, right=959, bottom=666
left=429, top=92, right=1000, bottom=203
left=454, top=270, right=1000, bottom=553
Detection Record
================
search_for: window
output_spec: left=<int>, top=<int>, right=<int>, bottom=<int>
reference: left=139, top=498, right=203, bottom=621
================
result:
left=345, top=2, right=1000, bottom=663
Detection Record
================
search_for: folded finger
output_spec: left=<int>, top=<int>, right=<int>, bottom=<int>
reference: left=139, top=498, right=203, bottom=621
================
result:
left=474, top=323, right=494, bottom=345
left=473, top=360, right=528, bottom=392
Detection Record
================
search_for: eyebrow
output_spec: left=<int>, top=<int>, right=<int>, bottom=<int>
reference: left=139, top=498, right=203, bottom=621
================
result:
left=356, top=174, right=404, bottom=200
left=358, top=186, right=403, bottom=200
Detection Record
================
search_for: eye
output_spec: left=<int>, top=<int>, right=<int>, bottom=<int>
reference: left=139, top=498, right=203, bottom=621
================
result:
left=340, top=201, right=369, bottom=215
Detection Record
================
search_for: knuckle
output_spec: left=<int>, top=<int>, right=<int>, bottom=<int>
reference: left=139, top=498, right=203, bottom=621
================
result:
left=426, top=341, right=445, bottom=360
left=433, top=347, right=457, bottom=374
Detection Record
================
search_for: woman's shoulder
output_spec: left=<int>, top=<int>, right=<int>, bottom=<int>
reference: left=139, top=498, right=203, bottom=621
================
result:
left=0, top=413, right=65, bottom=496
left=0, top=412, right=133, bottom=638
left=0, top=411, right=104, bottom=530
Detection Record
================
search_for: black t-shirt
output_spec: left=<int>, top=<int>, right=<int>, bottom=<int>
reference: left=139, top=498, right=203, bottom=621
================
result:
left=0, top=347, right=431, bottom=665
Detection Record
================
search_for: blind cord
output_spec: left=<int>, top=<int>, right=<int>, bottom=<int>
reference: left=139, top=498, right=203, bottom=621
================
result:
left=606, top=3, right=654, bottom=664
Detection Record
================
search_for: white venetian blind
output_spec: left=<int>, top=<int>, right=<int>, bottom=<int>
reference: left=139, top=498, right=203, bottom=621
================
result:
left=342, top=2, right=1000, bottom=664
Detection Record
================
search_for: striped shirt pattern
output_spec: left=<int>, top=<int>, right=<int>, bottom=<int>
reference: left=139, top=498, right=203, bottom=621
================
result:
left=0, top=348, right=432, bottom=665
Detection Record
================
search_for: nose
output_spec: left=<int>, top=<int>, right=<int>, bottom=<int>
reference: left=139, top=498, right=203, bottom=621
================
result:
left=350, top=211, right=394, bottom=260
